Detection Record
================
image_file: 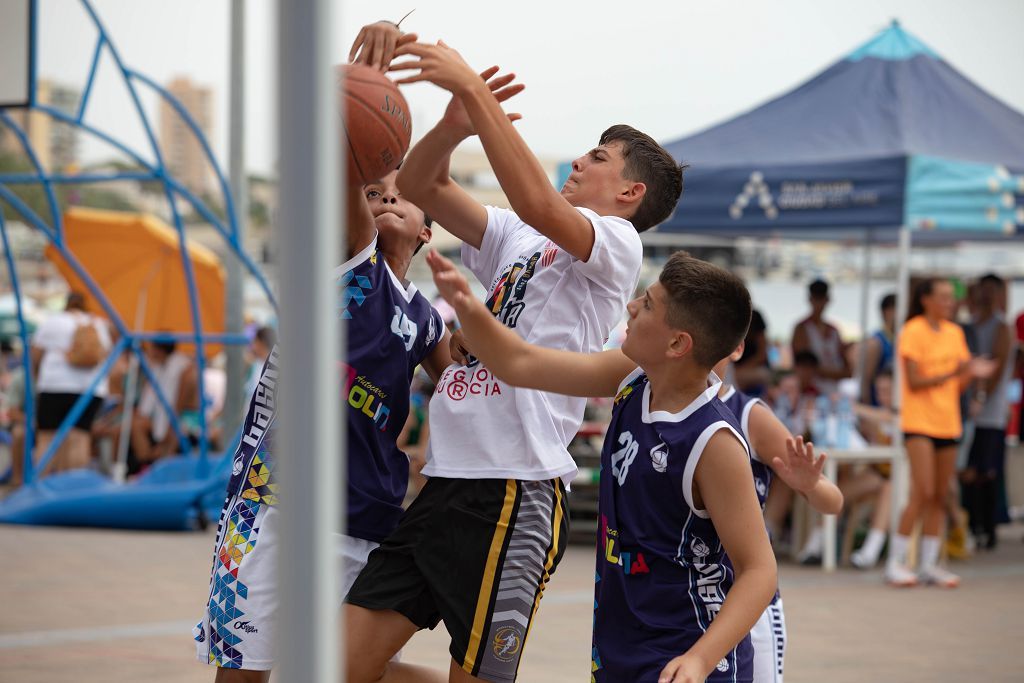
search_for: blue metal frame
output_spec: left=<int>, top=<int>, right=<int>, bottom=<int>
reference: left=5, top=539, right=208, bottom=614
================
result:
left=0, top=0, right=277, bottom=484
left=0, top=211, right=35, bottom=483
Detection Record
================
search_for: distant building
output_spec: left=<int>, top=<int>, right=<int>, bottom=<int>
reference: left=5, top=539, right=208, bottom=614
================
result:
left=0, top=79, right=81, bottom=172
left=158, top=77, right=214, bottom=196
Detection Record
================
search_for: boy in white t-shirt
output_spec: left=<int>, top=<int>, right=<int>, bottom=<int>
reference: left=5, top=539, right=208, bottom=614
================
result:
left=346, top=42, right=685, bottom=683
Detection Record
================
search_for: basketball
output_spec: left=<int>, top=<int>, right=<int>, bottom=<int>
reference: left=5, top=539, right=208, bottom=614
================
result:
left=340, top=63, right=412, bottom=184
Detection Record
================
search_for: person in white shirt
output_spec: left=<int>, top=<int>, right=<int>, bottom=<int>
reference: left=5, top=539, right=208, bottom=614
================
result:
left=30, top=292, right=112, bottom=476
left=345, top=42, right=685, bottom=683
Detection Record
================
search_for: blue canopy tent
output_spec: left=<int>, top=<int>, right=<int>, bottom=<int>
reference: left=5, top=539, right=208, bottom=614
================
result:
left=658, top=20, right=1024, bottom=241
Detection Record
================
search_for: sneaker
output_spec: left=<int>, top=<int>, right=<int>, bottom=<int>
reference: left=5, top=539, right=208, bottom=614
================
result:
left=885, top=562, right=918, bottom=587
left=851, top=548, right=876, bottom=570
left=919, top=565, right=960, bottom=588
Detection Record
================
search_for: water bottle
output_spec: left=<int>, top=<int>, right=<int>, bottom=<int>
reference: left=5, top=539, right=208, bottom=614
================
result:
left=835, top=393, right=853, bottom=450
left=812, top=395, right=831, bottom=447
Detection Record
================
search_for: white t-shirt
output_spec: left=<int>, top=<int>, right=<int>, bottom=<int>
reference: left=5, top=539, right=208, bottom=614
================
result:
left=138, top=351, right=192, bottom=440
left=424, top=205, right=642, bottom=483
left=33, top=310, right=113, bottom=397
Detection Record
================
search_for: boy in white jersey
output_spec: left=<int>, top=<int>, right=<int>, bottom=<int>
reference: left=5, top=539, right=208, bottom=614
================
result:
left=345, top=41, right=684, bottom=683
left=426, top=249, right=776, bottom=683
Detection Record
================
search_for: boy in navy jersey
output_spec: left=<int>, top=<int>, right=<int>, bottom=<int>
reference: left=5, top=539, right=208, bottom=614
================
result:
left=193, top=167, right=455, bottom=681
left=427, top=250, right=777, bottom=683
left=714, top=347, right=843, bottom=683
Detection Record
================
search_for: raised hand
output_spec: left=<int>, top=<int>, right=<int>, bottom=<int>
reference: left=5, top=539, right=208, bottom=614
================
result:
left=441, top=65, right=525, bottom=138
left=772, top=435, right=826, bottom=494
left=426, top=249, right=472, bottom=310
left=348, top=21, right=418, bottom=71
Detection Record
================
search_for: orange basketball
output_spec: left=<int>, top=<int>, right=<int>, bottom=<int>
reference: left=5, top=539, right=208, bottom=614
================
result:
left=339, top=64, right=412, bottom=184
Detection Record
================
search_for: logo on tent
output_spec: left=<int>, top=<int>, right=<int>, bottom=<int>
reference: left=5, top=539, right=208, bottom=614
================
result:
left=730, top=172, right=778, bottom=220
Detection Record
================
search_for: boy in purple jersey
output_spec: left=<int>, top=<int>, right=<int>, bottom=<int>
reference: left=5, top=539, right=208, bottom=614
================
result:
left=193, top=165, right=456, bottom=680
left=713, top=347, right=843, bottom=683
left=427, top=250, right=777, bottom=683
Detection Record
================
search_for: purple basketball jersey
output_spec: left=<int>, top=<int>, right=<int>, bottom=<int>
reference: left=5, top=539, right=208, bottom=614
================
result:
left=592, top=371, right=754, bottom=683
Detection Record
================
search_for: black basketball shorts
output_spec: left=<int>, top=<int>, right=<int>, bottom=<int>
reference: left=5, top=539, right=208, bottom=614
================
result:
left=346, top=476, right=569, bottom=682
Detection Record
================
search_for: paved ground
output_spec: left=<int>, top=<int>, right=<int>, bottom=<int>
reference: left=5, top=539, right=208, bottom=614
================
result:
left=1, top=520, right=1022, bottom=682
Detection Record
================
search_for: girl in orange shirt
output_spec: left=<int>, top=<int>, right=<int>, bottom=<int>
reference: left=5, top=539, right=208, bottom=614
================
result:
left=886, top=279, right=993, bottom=588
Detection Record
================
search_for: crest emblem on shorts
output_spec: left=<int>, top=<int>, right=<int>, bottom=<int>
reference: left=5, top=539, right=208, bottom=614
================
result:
left=717, top=658, right=730, bottom=672
left=492, top=626, right=523, bottom=662
left=649, top=442, right=669, bottom=473
left=691, top=538, right=710, bottom=559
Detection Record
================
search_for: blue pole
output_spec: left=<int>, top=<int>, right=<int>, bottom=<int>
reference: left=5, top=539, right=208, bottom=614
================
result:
left=0, top=111, right=63, bottom=240
left=76, top=35, right=106, bottom=124
left=0, top=211, right=36, bottom=484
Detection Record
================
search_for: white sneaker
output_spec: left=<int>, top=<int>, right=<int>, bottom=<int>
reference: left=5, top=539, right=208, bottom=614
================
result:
left=919, top=565, right=960, bottom=588
left=850, top=548, right=876, bottom=570
left=885, top=562, right=918, bottom=587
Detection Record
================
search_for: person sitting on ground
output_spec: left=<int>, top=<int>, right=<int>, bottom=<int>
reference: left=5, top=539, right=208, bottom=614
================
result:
left=129, top=339, right=192, bottom=472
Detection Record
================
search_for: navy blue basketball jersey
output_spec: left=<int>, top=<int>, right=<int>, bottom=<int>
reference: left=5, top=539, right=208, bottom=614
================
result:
left=227, top=238, right=443, bottom=543
left=592, top=370, right=755, bottom=683
left=337, top=240, right=443, bottom=542
left=720, top=386, right=773, bottom=508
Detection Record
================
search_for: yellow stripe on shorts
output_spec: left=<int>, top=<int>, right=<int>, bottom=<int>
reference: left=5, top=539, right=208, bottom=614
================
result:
left=525, top=482, right=563, bottom=643
left=462, top=479, right=518, bottom=674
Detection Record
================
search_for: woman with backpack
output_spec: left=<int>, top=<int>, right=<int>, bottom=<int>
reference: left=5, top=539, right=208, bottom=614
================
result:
left=29, top=292, right=112, bottom=476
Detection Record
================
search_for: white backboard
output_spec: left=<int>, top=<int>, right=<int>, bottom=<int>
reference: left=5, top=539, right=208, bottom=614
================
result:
left=0, top=0, right=34, bottom=107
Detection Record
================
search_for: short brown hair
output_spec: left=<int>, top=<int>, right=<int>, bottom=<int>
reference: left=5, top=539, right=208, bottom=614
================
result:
left=599, top=125, right=685, bottom=232
left=659, top=251, right=752, bottom=368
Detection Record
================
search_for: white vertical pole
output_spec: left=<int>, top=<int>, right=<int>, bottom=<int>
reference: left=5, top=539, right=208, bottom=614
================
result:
left=891, top=226, right=912, bottom=540
left=225, top=0, right=248, bottom=437
left=277, top=0, right=341, bottom=681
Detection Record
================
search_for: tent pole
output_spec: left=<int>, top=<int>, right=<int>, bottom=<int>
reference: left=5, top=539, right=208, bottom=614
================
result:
left=855, top=229, right=873, bottom=400
left=276, top=0, right=340, bottom=681
left=891, top=225, right=912, bottom=543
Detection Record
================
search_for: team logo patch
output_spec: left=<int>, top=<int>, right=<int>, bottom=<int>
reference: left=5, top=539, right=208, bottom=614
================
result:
left=717, top=658, right=730, bottom=673
left=492, top=626, right=523, bottom=663
left=649, top=442, right=669, bottom=473
left=691, top=538, right=710, bottom=559
left=756, top=477, right=768, bottom=497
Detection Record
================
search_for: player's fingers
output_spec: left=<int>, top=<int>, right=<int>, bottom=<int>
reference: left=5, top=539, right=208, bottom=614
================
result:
left=379, top=34, right=397, bottom=70
left=388, top=59, right=424, bottom=73
left=493, top=84, right=526, bottom=102
left=487, top=72, right=517, bottom=90
left=397, top=32, right=418, bottom=46
left=772, top=456, right=789, bottom=473
left=479, top=65, right=500, bottom=81
left=370, top=36, right=387, bottom=73
left=814, top=452, right=827, bottom=471
left=507, top=113, right=523, bottom=123
left=658, top=663, right=678, bottom=683
left=348, top=27, right=367, bottom=62
left=804, top=440, right=816, bottom=460
left=393, top=42, right=430, bottom=57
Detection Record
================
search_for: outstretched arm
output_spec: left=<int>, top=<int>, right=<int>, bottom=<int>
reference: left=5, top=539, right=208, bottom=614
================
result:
left=396, top=68, right=524, bottom=250
left=393, top=42, right=598, bottom=261
left=428, top=250, right=634, bottom=397
left=749, top=402, right=843, bottom=515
